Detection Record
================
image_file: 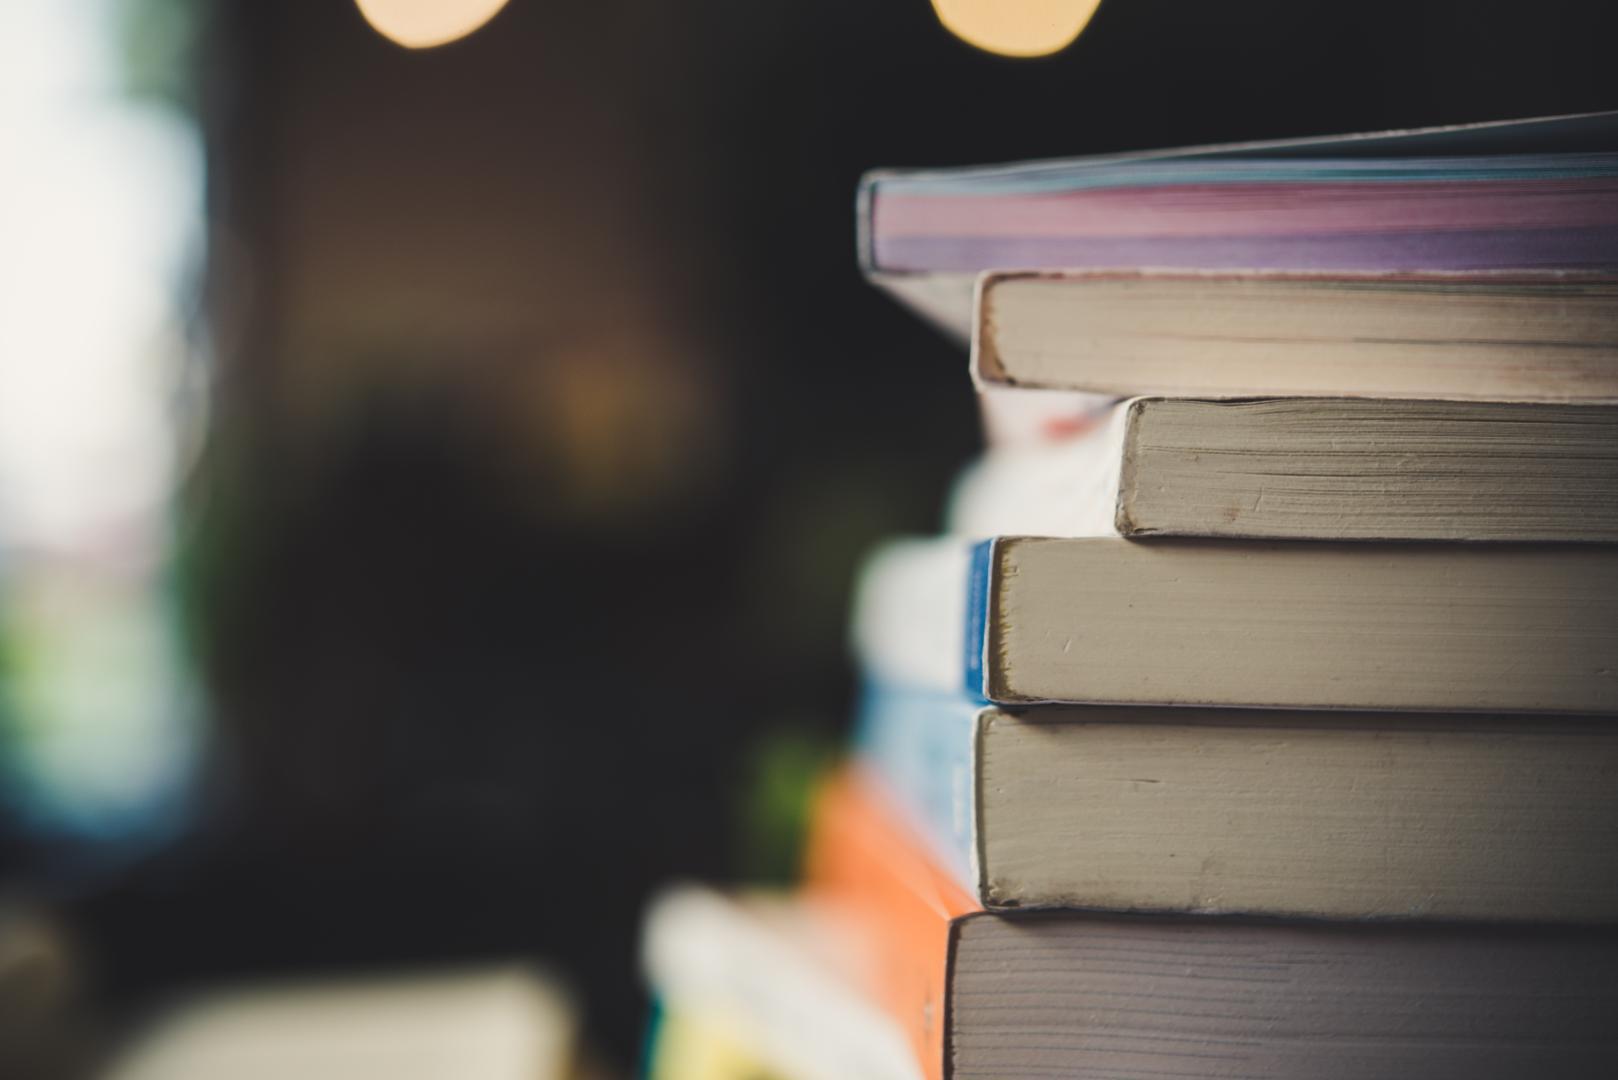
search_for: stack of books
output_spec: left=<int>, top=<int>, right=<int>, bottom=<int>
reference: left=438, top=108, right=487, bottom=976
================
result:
left=644, top=111, right=1618, bottom=1080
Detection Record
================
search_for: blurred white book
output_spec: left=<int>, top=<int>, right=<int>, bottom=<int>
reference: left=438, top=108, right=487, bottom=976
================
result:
left=643, top=886, right=921, bottom=1080
left=103, top=964, right=577, bottom=1080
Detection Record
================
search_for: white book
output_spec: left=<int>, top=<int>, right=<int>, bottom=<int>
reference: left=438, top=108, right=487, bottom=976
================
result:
left=642, top=886, right=921, bottom=1080
left=105, top=965, right=575, bottom=1080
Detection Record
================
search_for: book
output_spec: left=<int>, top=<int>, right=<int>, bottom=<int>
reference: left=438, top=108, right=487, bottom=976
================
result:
left=948, top=396, right=1618, bottom=541
left=851, top=536, right=1618, bottom=712
left=858, top=110, right=1618, bottom=339
left=857, top=684, right=1618, bottom=920
left=807, top=767, right=1618, bottom=1080
left=974, top=270, right=1618, bottom=400
left=642, top=886, right=922, bottom=1080
left=104, top=965, right=576, bottom=1080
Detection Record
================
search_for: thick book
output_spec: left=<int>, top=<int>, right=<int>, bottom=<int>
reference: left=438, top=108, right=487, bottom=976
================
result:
left=857, top=110, right=1618, bottom=339
left=973, top=270, right=1618, bottom=401
left=948, top=396, right=1618, bottom=541
left=642, top=886, right=922, bottom=1080
left=807, top=768, right=1618, bottom=1080
left=857, top=684, right=1618, bottom=920
left=851, top=537, right=1618, bottom=712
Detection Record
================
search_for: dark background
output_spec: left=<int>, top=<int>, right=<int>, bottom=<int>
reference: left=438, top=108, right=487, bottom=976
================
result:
left=7, top=0, right=1618, bottom=1069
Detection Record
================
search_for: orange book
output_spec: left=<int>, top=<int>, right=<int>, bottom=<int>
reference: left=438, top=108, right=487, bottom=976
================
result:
left=801, top=766, right=977, bottom=1080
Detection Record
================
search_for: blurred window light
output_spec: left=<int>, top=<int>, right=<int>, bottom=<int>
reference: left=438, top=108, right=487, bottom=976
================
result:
left=0, top=0, right=200, bottom=848
left=354, top=0, right=513, bottom=49
left=931, top=0, right=1104, bottom=58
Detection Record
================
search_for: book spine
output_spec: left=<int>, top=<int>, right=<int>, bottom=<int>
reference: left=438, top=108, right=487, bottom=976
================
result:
left=962, top=540, right=994, bottom=700
left=803, top=769, right=981, bottom=1080
left=854, top=685, right=984, bottom=895
left=854, top=170, right=882, bottom=274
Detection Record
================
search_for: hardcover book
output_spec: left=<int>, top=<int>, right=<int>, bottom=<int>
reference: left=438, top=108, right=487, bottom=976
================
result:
left=858, top=110, right=1618, bottom=339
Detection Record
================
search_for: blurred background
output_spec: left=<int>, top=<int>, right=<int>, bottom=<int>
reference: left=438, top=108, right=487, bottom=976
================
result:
left=2, top=0, right=1617, bottom=1075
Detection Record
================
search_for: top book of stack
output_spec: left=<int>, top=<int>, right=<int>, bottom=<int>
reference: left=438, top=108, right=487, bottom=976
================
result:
left=859, top=111, right=1618, bottom=402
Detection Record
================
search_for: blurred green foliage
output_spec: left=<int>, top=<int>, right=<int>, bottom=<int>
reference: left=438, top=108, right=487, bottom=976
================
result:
left=734, top=723, right=840, bottom=885
left=116, top=0, right=201, bottom=113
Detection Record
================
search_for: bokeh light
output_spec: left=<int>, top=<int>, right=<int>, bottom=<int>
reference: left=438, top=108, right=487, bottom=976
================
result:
left=354, top=0, right=512, bottom=49
left=932, top=0, right=1104, bottom=57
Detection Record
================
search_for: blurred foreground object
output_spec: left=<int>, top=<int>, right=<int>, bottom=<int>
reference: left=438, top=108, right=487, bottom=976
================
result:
left=0, top=904, right=93, bottom=1080
left=645, top=1009, right=786, bottom=1080
left=103, top=964, right=577, bottom=1080
left=642, top=886, right=919, bottom=1080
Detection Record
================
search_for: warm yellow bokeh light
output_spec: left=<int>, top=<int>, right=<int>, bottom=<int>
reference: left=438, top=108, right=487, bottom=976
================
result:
left=932, top=0, right=1103, bottom=58
left=354, top=0, right=512, bottom=49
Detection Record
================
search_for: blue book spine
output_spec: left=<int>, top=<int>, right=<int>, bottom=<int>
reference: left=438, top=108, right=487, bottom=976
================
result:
left=963, top=539, right=995, bottom=700
left=854, top=682, right=983, bottom=894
